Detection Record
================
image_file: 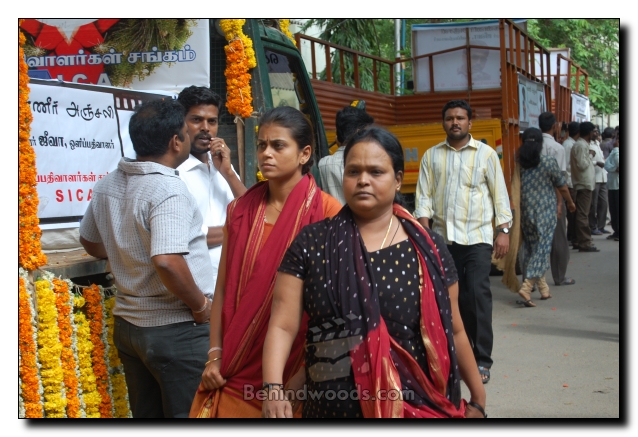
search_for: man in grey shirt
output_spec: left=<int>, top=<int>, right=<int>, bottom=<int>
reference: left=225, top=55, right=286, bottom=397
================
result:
left=80, top=99, right=215, bottom=418
left=539, top=112, right=574, bottom=286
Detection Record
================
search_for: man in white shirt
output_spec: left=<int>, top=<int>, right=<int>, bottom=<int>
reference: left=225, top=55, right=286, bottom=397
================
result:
left=539, top=112, right=574, bottom=287
left=588, top=128, right=609, bottom=235
left=562, top=122, right=580, bottom=243
left=318, top=104, right=374, bottom=205
left=177, top=86, right=247, bottom=290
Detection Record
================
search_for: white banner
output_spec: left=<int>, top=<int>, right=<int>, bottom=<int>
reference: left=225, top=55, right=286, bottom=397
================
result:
left=21, top=19, right=210, bottom=94
left=518, top=73, right=547, bottom=132
left=412, top=19, right=527, bottom=92
left=29, top=83, right=123, bottom=219
left=571, top=93, right=591, bottom=122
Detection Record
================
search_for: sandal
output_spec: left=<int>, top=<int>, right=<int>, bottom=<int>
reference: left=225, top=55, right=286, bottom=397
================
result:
left=478, top=366, right=490, bottom=384
left=556, top=278, right=575, bottom=286
left=517, top=289, right=536, bottom=307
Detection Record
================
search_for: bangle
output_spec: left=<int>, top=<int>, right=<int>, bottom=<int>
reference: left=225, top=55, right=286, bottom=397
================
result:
left=208, top=347, right=222, bottom=355
left=205, top=357, right=222, bottom=366
left=193, top=297, right=210, bottom=314
left=468, top=401, right=487, bottom=418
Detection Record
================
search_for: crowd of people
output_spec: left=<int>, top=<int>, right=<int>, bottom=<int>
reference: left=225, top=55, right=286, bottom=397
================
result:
left=79, top=88, right=618, bottom=419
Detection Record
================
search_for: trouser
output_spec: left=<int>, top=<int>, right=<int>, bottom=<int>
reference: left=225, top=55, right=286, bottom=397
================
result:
left=575, top=189, right=593, bottom=249
left=589, top=182, right=609, bottom=231
left=608, top=189, right=619, bottom=237
left=566, top=187, right=577, bottom=242
left=447, top=242, right=493, bottom=368
left=113, top=316, right=210, bottom=418
left=551, top=198, right=570, bottom=284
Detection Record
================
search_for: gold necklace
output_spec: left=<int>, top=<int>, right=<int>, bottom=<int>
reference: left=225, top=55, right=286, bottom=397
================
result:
left=269, top=202, right=282, bottom=213
left=379, top=216, right=393, bottom=250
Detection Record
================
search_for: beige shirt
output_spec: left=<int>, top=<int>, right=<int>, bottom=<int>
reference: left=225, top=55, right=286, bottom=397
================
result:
left=570, top=138, right=595, bottom=191
left=415, top=135, right=512, bottom=246
left=589, top=141, right=607, bottom=184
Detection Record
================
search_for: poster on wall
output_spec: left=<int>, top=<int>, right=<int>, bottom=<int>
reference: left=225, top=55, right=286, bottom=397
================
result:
left=28, top=80, right=172, bottom=225
left=19, top=19, right=210, bottom=93
left=571, top=93, right=590, bottom=122
left=412, top=19, right=527, bottom=92
left=518, top=73, right=547, bottom=132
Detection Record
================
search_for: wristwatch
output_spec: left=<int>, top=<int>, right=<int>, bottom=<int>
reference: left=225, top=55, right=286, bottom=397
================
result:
left=496, top=227, right=510, bottom=235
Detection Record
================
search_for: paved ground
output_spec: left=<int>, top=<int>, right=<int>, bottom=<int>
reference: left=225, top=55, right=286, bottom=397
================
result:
left=461, top=233, right=621, bottom=418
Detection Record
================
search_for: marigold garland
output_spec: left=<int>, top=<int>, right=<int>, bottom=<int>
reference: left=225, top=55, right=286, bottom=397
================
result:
left=18, top=21, right=46, bottom=270
left=18, top=268, right=43, bottom=418
left=219, top=19, right=255, bottom=118
left=279, top=20, right=297, bottom=46
left=35, top=274, right=67, bottom=417
left=104, top=295, right=132, bottom=417
left=74, top=295, right=102, bottom=418
left=84, top=284, right=113, bottom=418
left=53, top=278, right=82, bottom=418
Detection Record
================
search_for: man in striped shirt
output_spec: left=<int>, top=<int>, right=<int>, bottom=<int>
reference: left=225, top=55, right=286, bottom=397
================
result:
left=415, top=100, right=512, bottom=385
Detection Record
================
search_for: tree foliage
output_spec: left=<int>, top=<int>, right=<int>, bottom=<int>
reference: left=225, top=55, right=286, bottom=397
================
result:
left=527, top=19, right=619, bottom=115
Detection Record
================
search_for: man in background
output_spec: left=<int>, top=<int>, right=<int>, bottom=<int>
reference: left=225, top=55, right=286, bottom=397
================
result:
left=570, top=121, right=599, bottom=253
left=318, top=103, right=374, bottom=205
left=562, top=122, right=580, bottom=244
left=539, top=112, right=574, bottom=286
left=177, top=86, right=246, bottom=291
left=415, top=99, right=512, bottom=385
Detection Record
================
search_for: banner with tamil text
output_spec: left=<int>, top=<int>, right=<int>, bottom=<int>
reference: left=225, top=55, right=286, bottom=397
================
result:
left=29, top=83, right=123, bottom=219
left=20, top=19, right=209, bottom=93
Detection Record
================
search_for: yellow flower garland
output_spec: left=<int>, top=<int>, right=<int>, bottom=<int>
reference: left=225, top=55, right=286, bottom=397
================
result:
left=53, top=278, right=82, bottom=418
left=279, top=20, right=297, bottom=46
left=84, top=284, right=113, bottom=418
left=18, top=21, right=46, bottom=270
left=35, top=275, right=67, bottom=417
left=104, top=294, right=131, bottom=418
left=219, top=19, right=255, bottom=118
left=18, top=268, right=43, bottom=418
left=74, top=295, right=102, bottom=418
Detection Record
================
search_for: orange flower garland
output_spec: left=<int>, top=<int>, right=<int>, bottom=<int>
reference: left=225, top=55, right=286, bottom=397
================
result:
left=53, top=278, right=82, bottom=418
left=84, top=284, right=113, bottom=418
left=74, top=295, right=101, bottom=417
left=104, top=295, right=131, bottom=417
left=18, top=21, right=46, bottom=270
left=18, top=270, right=43, bottom=418
left=220, top=19, right=255, bottom=118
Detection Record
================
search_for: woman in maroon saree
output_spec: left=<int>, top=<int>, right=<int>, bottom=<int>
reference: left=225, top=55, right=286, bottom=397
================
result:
left=190, top=107, right=341, bottom=418
left=262, top=127, right=486, bottom=418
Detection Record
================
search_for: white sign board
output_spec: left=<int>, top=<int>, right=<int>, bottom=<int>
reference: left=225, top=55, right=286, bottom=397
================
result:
left=412, top=19, right=527, bottom=92
left=571, top=93, right=590, bottom=122
left=21, top=19, right=210, bottom=94
left=518, top=73, right=547, bottom=132
left=28, top=81, right=174, bottom=223
left=29, top=83, right=122, bottom=219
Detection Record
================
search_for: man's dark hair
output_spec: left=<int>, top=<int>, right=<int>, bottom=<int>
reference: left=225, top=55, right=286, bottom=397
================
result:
left=129, top=99, right=186, bottom=157
left=178, top=86, right=222, bottom=114
left=579, top=121, right=596, bottom=138
left=602, top=127, right=615, bottom=139
left=336, top=106, right=374, bottom=144
left=258, top=106, right=315, bottom=175
left=568, top=122, right=580, bottom=138
left=442, top=100, right=472, bottom=120
left=538, top=112, right=556, bottom=133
